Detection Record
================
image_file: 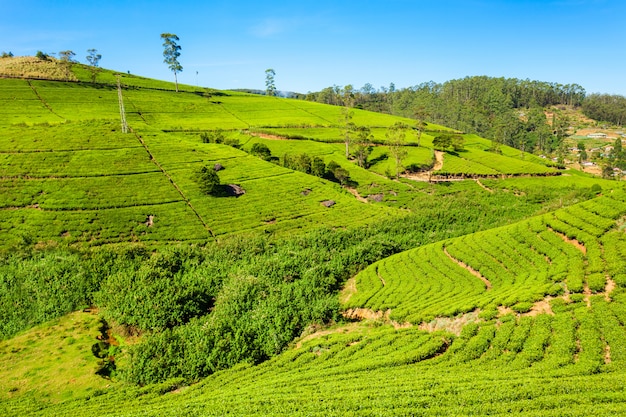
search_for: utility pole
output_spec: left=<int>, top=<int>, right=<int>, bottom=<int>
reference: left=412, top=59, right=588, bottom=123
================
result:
left=117, top=75, right=128, bottom=133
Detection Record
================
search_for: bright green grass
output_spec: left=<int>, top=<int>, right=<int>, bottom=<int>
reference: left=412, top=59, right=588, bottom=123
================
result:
left=368, top=145, right=434, bottom=176
left=0, top=79, right=63, bottom=125
left=436, top=151, right=500, bottom=175
left=0, top=311, right=111, bottom=404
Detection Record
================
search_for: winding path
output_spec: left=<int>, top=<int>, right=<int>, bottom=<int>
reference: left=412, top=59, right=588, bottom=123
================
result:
left=443, top=246, right=492, bottom=290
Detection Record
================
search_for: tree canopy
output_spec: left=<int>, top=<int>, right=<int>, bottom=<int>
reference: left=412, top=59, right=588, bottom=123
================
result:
left=161, top=33, right=183, bottom=92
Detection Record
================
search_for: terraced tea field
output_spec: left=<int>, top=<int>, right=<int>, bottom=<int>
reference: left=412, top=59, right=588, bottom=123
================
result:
left=3, top=64, right=626, bottom=416
left=345, top=190, right=626, bottom=322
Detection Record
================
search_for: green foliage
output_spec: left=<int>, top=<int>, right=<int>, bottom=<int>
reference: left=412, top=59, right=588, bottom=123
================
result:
left=197, top=165, right=220, bottom=195
left=250, top=142, right=272, bottom=160
left=200, top=129, right=225, bottom=143
left=96, top=248, right=215, bottom=331
left=160, top=33, right=182, bottom=92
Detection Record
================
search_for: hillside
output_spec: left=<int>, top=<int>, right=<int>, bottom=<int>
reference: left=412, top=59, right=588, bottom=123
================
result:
left=1, top=60, right=626, bottom=416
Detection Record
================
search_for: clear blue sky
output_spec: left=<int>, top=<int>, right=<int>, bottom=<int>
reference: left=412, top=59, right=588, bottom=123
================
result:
left=2, top=0, right=625, bottom=95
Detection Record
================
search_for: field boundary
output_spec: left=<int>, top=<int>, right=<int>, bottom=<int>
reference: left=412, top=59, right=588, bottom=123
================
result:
left=129, top=127, right=215, bottom=238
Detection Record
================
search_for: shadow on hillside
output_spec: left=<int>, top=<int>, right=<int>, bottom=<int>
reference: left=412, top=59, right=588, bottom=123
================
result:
left=212, top=184, right=245, bottom=198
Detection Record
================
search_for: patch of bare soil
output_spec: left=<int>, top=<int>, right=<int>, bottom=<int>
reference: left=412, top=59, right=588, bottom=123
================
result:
left=248, top=132, right=290, bottom=141
left=526, top=298, right=554, bottom=316
left=475, top=179, right=494, bottom=193
left=346, top=187, right=368, bottom=203
left=443, top=247, right=492, bottom=290
left=605, top=277, right=616, bottom=301
left=342, top=308, right=411, bottom=330
left=402, top=150, right=444, bottom=182
left=321, top=200, right=335, bottom=208
left=343, top=308, right=388, bottom=321
left=605, top=344, right=612, bottom=364
left=418, top=310, right=481, bottom=336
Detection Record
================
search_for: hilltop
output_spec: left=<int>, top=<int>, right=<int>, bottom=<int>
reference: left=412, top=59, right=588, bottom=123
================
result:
left=1, top=58, right=626, bottom=416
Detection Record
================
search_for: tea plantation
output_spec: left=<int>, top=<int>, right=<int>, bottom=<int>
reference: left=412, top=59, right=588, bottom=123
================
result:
left=1, top=61, right=625, bottom=416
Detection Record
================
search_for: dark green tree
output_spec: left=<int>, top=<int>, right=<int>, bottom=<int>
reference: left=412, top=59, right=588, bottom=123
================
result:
left=161, top=33, right=183, bottom=92
left=250, top=143, right=272, bottom=161
left=311, top=157, right=326, bottom=177
left=197, top=165, right=220, bottom=195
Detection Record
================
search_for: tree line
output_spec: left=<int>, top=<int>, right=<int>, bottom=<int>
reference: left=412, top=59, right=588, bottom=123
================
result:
left=303, top=76, right=595, bottom=155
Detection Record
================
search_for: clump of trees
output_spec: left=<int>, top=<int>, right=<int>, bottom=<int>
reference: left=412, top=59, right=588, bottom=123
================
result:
left=433, top=133, right=465, bottom=152
left=305, top=76, right=587, bottom=155
left=197, top=165, right=221, bottom=195
left=200, top=130, right=240, bottom=148
left=250, top=143, right=273, bottom=161
left=582, top=94, right=626, bottom=127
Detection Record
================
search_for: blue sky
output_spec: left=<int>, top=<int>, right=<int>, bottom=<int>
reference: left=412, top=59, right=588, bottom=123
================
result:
left=2, top=0, right=625, bottom=95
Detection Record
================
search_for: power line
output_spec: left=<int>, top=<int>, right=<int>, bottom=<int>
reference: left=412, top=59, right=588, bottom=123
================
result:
left=116, top=75, right=128, bottom=133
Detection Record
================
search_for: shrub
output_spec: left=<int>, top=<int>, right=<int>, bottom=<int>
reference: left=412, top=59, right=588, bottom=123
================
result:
left=250, top=143, right=272, bottom=161
left=197, top=165, right=220, bottom=195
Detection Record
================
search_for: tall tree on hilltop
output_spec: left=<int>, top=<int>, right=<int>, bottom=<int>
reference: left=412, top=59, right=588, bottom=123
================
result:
left=160, top=33, right=182, bottom=92
left=86, top=49, right=102, bottom=83
left=58, top=50, right=76, bottom=80
left=265, top=68, right=277, bottom=96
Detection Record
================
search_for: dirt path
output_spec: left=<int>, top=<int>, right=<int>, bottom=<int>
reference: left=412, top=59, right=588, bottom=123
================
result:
left=605, top=277, right=616, bottom=301
left=248, top=131, right=290, bottom=141
left=443, top=247, right=492, bottom=290
left=346, top=187, right=369, bottom=203
left=475, top=179, right=494, bottom=193
left=548, top=227, right=587, bottom=254
left=402, top=150, right=444, bottom=182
